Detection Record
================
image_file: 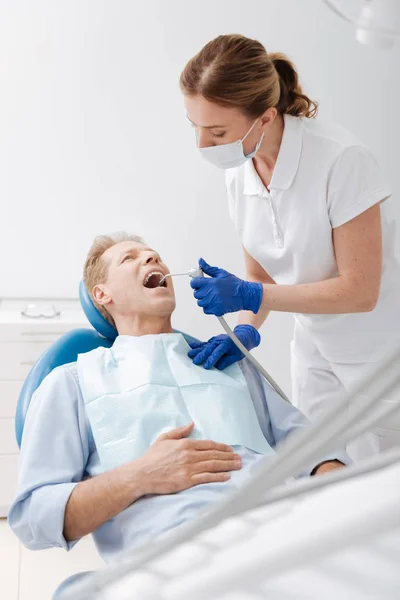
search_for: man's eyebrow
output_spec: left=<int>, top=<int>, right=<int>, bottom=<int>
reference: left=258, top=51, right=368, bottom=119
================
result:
left=186, top=116, right=226, bottom=129
left=119, top=246, right=155, bottom=259
left=118, top=247, right=138, bottom=261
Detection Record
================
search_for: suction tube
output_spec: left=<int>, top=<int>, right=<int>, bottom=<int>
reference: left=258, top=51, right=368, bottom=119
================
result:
left=189, top=268, right=291, bottom=403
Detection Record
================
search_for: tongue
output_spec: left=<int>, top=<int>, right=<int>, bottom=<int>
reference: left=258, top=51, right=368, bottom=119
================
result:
left=144, top=274, right=162, bottom=289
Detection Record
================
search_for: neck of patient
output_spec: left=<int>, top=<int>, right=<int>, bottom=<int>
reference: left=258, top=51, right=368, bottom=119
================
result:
left=114, top=313, right=174, bottom=337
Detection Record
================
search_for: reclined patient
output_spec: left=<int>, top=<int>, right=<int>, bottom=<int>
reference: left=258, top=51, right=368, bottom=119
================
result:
left=9, top=232, right=347, bottom=563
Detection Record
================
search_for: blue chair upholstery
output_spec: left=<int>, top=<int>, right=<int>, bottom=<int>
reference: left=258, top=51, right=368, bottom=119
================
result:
left=78, top=280, right=118, bottom=341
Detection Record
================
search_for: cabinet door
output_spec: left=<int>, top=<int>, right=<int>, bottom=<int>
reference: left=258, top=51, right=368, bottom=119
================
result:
left=0, top=381, right=23, bottom=418
left=0, top=454, right=19, bottom=518
left=0, top=323, right=88, bottom=343
left=0, top=418, right=19, bottom=454
left=0, top=342, right=52, bottom=379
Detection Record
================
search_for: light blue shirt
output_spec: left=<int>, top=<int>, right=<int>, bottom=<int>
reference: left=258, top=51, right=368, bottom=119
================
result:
left=9, top=358, right=348, bottom=563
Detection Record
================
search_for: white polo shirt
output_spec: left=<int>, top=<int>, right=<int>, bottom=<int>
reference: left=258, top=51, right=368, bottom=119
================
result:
left=226, top=114, right=400, bottom=363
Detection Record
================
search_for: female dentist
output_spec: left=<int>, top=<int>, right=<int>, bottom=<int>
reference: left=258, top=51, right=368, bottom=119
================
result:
left=181, top=34, right=400, bottom=460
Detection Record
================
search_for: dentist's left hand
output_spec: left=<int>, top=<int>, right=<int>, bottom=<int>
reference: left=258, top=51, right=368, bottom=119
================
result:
left=190, top=258, right=263, bottom=317
left=188, top=324, right=261, bottom=370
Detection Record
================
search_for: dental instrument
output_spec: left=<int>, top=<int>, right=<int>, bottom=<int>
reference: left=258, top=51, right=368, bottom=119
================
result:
left=160, top=267, right=290, bottom=403
left=159, top=268, right=203, bottom=283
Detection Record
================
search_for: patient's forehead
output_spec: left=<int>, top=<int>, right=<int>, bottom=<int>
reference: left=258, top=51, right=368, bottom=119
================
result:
left=103, top=241, right=151, bottom=265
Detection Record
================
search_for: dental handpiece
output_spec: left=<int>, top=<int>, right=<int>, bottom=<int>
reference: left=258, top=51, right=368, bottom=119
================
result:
left=160, top=266, right=289, bottom=402
left=158, top=268, right=203, bottom=285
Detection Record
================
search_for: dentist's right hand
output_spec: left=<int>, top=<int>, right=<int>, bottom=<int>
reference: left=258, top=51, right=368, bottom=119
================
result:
left=137, top=422, right=242, bottom=494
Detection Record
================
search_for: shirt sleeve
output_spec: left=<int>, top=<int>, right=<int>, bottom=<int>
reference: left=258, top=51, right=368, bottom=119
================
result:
left=8, top=365, right=89, bottom=551
left=241, top=359, right=350, bottom=476
left=327, top=145, right=391, bottom=229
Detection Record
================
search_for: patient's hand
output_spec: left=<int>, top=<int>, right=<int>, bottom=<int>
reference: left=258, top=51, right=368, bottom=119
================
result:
left=136, top=422, right=242, bottom=495
left=312, top=460, right=345, bottom=476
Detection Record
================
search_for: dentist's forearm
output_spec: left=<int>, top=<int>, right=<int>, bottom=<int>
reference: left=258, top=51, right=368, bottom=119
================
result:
left=63, top=460, right=146, bottom=542
left=259, top=275, right=377, bottom=315
left=237, top=305, right=270, bottom=330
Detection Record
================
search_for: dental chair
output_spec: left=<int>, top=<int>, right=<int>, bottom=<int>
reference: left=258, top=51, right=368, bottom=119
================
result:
left=14, top=281, right=200, bottom=599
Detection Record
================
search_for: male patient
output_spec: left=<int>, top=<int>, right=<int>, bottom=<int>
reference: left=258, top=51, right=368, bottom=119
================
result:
left=9, top=232, right=346, bottom=564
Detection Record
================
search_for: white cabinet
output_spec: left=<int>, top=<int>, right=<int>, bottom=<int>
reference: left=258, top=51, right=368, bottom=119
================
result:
left=0, top=381, right=23, bottom=418
left=0, top=418, right=19, bottom=454
left=0, top=298, right=90, bottom=517
left=0, top=455, right=19, bottom=517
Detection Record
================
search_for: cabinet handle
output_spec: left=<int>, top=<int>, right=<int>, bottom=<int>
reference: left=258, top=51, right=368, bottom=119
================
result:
left=20, top=361, right=35, bottom=366
left=21, top=332, right=65, bottom=337
left=18, top=339, right=58, bottom=344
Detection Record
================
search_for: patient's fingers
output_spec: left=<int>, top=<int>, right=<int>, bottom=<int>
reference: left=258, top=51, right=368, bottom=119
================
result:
left=189, top=439, right=234, bottom=452
left=191, top=458, right=242, bottom=476
left=157, top=422, right=194, bottom=440
left=191, top=473, right=231, bottom=484
left=194, top=450, right=242, bottom=463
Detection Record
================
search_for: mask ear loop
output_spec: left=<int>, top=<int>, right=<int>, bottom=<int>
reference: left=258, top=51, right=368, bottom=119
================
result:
left=242, top=119, right=265, bottom=158
left=241, top=118, right=260, bottom=143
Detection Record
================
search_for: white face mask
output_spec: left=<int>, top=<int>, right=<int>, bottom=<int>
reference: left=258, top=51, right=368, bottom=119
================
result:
left=197, top=119, right=264, bottom=170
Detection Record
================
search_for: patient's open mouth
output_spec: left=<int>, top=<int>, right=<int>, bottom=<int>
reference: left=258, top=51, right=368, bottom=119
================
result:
left=143, top=271, right=167, bottom=289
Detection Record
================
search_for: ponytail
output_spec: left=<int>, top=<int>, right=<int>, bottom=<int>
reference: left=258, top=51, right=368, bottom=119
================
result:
left=269, top=52, right=318, bottom=118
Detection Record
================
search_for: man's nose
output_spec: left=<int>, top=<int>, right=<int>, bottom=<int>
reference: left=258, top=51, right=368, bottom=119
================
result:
left=144, top=253, right=159, bottom=264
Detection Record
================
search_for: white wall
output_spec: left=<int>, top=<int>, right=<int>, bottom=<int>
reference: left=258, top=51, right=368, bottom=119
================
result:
left=1, top=0, right=399, bottom=395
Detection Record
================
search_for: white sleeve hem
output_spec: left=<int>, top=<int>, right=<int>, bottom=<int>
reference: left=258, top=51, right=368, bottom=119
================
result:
left=330, top=187, right=392, bottom=229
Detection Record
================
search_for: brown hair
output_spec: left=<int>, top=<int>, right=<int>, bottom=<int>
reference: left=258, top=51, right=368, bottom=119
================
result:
left=180, top=34, right=318, bottom=119
left=83, top=231, right=145, bottom=326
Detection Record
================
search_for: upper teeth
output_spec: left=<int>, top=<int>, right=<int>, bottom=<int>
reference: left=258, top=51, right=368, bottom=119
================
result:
left=143, top=271, right=164, bottom=285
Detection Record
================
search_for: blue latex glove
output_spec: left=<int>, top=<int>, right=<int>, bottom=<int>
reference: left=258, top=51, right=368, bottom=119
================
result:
left=188, top=324, right=261, bottom=370
left=190, top=258, right=263, bottom=317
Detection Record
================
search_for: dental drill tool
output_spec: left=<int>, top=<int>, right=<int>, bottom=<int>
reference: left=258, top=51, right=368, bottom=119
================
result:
left=159, top=268, right=203, bottom=284
left=160, top=268, right=290, bottom=403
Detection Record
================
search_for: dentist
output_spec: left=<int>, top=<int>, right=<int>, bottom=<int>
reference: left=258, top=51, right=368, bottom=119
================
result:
left=181, top=34, right=400, bottom=460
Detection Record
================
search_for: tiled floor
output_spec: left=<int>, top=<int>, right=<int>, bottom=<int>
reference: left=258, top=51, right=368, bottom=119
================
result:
left=0, top=518, right=103, bottom=600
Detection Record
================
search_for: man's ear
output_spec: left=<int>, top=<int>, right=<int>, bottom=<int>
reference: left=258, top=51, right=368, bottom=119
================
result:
left=92, top=284, right=112, bottom=307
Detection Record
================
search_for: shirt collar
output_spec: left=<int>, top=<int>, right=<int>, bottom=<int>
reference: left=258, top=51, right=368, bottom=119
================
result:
left=243, top=114, right=304, bottom=196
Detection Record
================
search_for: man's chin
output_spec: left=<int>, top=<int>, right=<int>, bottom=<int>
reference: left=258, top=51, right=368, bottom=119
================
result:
left=150, top=296, right=176, bottom=317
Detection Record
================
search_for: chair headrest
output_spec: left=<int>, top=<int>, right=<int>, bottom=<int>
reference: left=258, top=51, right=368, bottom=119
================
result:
left=79, top=280, right=118, bottom=341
